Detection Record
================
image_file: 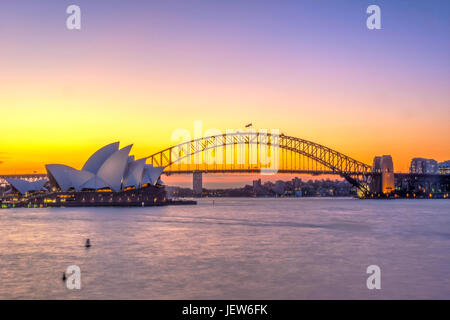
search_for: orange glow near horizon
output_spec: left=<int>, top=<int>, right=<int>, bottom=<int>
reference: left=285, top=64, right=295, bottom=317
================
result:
left=0, top=78, right=448, bottom=175
left=1, top=75, right=448, bottom=175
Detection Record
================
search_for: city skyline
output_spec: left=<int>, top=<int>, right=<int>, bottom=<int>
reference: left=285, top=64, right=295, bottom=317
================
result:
left=1, top=0, right=449, bottom=177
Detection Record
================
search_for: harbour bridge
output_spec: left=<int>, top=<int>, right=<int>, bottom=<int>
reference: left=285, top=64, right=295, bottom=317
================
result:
left=145, top=132, right=373, bottom=194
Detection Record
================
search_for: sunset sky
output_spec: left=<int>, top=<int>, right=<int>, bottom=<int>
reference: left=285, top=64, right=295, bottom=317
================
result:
left=1, top=0, right=449, bottom=186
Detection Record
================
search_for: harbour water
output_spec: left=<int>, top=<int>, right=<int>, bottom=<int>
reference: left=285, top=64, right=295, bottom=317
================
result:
left=0, top=198, right=449, bottom=299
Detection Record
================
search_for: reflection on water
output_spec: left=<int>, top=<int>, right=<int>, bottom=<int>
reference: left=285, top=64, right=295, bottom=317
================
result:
left=0, top=198, right=449, bottom=299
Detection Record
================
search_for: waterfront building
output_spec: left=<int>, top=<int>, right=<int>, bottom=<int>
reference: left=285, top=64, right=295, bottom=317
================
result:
left=272, top=180, right=286, bottom=195
left=45, top=142, right=164, bottom=192
left=294, top=190, right=303, bottom=197
left=410, top=158, right=438, bottom=174
left=2, top=142, right=167, bottom=207
left=371, top=155, right=395, bottom=194
left=5, top=178, right=47, bottom=195
left=438, top=161, right=450, bottom=175
left=291, top=177, right=302, bottom=189
left=252, top=179, right=262, bottom=192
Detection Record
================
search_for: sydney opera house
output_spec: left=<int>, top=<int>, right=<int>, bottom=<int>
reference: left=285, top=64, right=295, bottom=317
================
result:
left=4, top=142, right=168, bottom=207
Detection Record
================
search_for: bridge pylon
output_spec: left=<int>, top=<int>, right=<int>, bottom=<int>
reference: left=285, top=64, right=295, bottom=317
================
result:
left=193, top=171, right=203, bottom=196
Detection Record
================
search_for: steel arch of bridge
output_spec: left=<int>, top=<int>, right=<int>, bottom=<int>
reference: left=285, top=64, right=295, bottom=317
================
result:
left=146, top=132, right=372, bottom=192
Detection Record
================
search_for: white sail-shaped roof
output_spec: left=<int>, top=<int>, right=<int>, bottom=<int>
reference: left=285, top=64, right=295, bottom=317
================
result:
left=79, top=176, right=109, bottom=190
left=150, top=166, right=164, bottom=184
left=6, top=178, right=47, bottom=194
left=97, top=145, right=133, bottom=191
left=44, top=142, right=164, bottom=193
left=66, top=170, right=95, bottom=191
left=82, top=142, right=119, bottom=174
left=142, top=165, right=164, bottom=185
left=123, top=158, right=146, bottom=188
left=46, top=164, right=77, bottom=191
left=142, top=165, right=152, bottom=185
left=8, top=179, right=32, bottom=194
left=32, top=179, right=47, bottom=191
left=46, top=164, right=94, bottom=191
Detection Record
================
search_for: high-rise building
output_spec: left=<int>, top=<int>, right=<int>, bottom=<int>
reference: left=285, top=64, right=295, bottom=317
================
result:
left=272, top=180, right=286, bottom=195
left=252, top=179, right=262, bottom=192
left=410, top=158, right=438, bottom=174
left=371, top=155, right=395, bottom=194
left=291, top=177, right=302, bottom=188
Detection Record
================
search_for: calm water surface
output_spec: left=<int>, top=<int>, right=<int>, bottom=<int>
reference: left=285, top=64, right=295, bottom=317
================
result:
left=0, top=198, right=449, bottom=299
